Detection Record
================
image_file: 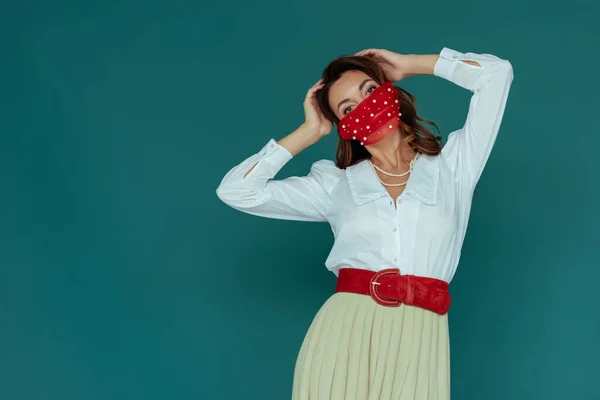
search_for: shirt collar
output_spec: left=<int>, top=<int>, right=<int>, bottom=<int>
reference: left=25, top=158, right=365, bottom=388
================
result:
left=345, top=153, right=440, bottom=206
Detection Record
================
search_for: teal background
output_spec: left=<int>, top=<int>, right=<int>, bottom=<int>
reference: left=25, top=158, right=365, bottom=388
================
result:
left=1, top=0, right=599, bottom=399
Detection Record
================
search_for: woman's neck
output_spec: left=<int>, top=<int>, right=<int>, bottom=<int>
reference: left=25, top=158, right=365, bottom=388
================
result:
left=365, top=131, right=417, bottom=170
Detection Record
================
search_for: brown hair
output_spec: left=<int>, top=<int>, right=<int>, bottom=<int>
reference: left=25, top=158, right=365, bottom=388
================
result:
left=314, top=55, right=443, bottom=170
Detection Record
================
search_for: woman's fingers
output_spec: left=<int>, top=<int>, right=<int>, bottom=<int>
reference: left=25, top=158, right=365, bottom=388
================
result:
left=304, top=82, right=326, bottom=116
left=305, top=81, right=324, bottom=102
left=356, top=48, right=393, bottom=64
left=310, top=83, right=324, bottom=92
left=304, top=79, right=326, bottom=122
left=308, top=79, right=324, bottom=93
left=355, top=48, right=371, bottom=55
left=355, top=48, right=380, bottom=57
left=309, top=78, right=324, bottom=89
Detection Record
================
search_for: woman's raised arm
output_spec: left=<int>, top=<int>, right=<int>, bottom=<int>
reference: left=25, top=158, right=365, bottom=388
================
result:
left=433, top=47, right=514, bottom=191
left=215, top=124, right=342, bottom=222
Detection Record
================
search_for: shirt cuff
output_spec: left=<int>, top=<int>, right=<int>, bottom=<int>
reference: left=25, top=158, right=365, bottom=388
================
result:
left=433, top=47, right=463, bottom=81
left=258, top=138, right=293, bottom=172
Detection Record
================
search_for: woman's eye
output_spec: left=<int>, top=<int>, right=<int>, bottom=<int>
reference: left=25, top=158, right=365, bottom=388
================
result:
left=343, top=86, right=377, bottom=115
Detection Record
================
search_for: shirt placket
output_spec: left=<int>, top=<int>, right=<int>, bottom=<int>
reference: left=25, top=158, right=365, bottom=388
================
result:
left=381, top=196, right=403, bottom=268
left=397, top=197, right=419, bottom=274
left=384, top=195, right=418, bottom=274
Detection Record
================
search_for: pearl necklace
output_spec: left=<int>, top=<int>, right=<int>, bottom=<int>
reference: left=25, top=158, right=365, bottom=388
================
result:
left=368, top=152, right=420, bottom=187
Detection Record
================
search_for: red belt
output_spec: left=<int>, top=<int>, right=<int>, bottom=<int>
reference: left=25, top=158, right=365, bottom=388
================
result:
left=335, top=268, right=451, bottom=315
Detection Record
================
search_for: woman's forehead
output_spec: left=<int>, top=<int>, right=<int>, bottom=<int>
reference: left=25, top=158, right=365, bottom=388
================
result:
left=329, top=71, right=375, bottom=105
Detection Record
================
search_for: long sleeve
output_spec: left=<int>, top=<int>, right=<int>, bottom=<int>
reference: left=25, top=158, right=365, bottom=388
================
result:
left=215, top=138, right=343, bottom=222
left=436, top=47, right=514, bottom=192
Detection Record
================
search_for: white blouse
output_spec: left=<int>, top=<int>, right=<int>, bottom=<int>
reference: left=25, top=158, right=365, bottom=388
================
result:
left=216, top=47, right=514, bottom=283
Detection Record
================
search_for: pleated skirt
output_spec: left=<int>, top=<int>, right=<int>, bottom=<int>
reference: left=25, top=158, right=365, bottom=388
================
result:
left=292, top=292, right=450, bottom=400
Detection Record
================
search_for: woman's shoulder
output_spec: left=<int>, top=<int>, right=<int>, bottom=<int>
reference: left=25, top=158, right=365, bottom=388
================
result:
left=311, top=158, right=339, bottom=168
left=309, top=158, right=344, bottom=173
left=308, top=159, right=345, bottom=189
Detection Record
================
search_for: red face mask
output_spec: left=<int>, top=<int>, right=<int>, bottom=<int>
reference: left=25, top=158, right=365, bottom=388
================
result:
left=336, top=80, right=402, bottom=145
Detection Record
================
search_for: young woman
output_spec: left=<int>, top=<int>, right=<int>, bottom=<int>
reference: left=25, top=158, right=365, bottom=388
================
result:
left=216, top=46, right=514, bottom=400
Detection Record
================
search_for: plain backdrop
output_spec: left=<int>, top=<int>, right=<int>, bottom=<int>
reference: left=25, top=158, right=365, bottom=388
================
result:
left=1, top=0, right=599, bottom=399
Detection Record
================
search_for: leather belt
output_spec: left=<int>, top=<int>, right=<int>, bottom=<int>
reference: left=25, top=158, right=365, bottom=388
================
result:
left=335, top=268, right=451, bottom=315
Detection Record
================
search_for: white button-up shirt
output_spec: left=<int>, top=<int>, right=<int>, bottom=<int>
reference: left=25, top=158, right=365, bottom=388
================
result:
left=216, top=47, right=514, bottom=283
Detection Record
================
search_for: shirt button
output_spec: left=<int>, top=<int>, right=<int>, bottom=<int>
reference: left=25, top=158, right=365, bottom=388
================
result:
left=392, top=227, right=397, bottom=232
left=393, top=257, right=398, bottom=262
left=389, top=200, right=393, bottom=206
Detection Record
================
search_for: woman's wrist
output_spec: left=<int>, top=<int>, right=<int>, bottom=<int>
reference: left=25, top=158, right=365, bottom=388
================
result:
left=276, top=124, right=322, bottom=157
left=404, top=54, right=440, bottom=76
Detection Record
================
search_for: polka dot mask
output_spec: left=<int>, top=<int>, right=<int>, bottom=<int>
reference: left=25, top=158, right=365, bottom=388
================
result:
left=337, top=80, right=402, bottom=145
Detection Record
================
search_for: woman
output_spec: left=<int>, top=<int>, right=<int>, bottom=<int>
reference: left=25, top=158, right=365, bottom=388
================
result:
left=216, top=46, right=514, bottom=399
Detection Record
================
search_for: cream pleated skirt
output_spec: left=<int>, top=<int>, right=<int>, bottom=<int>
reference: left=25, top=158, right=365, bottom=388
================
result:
left=292, top=292, right=450, bottom=400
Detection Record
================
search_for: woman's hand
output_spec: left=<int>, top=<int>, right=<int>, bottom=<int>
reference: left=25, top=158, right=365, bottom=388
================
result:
left=303, top=78, right=333, bottom=137
left=354, top=48, right=414, bottom=82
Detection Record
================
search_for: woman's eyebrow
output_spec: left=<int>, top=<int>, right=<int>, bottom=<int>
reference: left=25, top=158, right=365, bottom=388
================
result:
left=337, top=79, right=374, bottom=110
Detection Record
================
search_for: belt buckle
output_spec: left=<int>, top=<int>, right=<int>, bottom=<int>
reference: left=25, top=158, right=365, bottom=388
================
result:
left=369, top=268, right=401, bottom=307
